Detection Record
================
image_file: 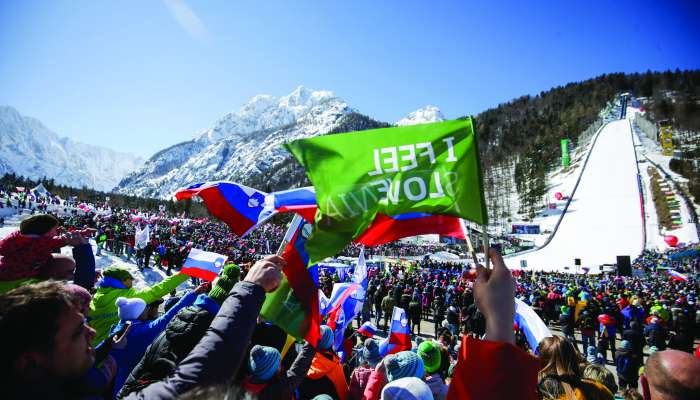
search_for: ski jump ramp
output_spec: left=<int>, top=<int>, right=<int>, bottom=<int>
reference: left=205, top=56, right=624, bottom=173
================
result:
left=505, top=120, right=644, bottom=273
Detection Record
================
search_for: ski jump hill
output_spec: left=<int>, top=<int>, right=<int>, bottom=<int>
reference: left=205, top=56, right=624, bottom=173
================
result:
left=505, top=119, right=644, bottom=273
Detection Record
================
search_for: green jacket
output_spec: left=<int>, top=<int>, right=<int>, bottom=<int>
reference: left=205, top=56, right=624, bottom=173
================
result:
left=88, top=273, right=189, bottom=345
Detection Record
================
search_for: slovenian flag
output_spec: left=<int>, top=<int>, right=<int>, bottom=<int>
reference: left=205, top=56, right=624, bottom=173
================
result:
left=667, top=269, right=689, bottom=282
left=259, top=215, right=321, bottom=347
left=356, top=212, right=465, bottom=246
left=174, top=181, right=267, bottom=237
left=260, top=186, right=318, bottom=223
left=324, top=248, right=369, bottom=351
left=379, top=307, right=411, bottom=356
left=262, top=187, right=466, bottom=245
left=358, top=321, right=377, bottom=338
left=514, top=298, right=552, bottom=353
left=181, top=248, right=228, bottom=281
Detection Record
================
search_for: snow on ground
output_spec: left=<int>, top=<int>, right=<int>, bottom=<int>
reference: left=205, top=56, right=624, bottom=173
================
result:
left=629, top=108, right=699, bottom=249
left=508, top=125, right=601, bottom=247
left=505, top=119, right=644, bottom=272
left=0, top=210, right=192, bottom=291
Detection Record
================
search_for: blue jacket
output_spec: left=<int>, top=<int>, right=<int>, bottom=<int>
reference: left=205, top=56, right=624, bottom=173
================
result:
left=109, top=291, right=197, bottom=397
left=123, top=282, right=265, bottom=400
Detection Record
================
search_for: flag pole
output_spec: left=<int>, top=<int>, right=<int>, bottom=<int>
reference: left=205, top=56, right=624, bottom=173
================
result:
left=460, top=219, right=480, bottom=267
left=276, top=214, right=304, bottom=256
left=482, top=227, right=490, bottom=270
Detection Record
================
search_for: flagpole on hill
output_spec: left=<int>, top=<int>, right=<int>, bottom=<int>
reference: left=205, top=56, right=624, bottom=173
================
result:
left=277, top=214, right=304, bottom=256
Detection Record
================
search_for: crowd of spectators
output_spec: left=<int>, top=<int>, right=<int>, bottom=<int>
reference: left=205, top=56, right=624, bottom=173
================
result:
left=0, top=190, right=698, bottom=399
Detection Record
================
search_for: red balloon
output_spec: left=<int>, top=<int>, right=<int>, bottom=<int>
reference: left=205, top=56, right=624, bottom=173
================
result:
left=664, top=235, right=679, bottom=247
left=555, top=192, right=563, bottom=200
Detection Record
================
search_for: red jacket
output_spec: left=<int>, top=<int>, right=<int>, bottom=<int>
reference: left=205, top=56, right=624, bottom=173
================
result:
left=0, top=231, right=66, bottom=280
left=447, top=336, right=540, bottom=400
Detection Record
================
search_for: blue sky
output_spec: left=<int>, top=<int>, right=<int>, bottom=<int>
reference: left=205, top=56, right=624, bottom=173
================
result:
left=1, top=0, right=699, bottom=158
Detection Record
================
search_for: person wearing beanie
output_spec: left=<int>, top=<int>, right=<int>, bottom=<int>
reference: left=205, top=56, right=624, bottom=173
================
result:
left=208, top=263, right=240, bottom=304
left=120, top=264, right=244, bottom=398
left=318, top=324, right=334, bottom=351
left=385, top=351, right=425, bottom=382
left=119, top=291, right=224, bottom=398
left=349, top=339, right=381, bottom=400
left=418, top=341, right=448, bottom=400
left=109, top=283, right=206, bottom=397
left=242, top=341, right=316, bottom=398
left=88, top=266, right=190, bottom=345
left=249, top=345, right=282, bottom=382
left=116, top=297, right=147, bottom=320
left=0, top=214, right=89, bottom=294
left=586, top=345, right=601, bottom=365
left=299, top=325, right=348, bottom=400
left=380, top=377, right=433, bottom=400
left=417, top=341, right=441, bottom=375
left=615, top=339, right=641, bottom=390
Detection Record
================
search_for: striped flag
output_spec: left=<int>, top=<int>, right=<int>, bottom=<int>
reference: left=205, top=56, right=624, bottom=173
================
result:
left=174, top=181, right=267, bottom=237
left=378, top=307, right=411, bottom=356
left=181, top=248, right=228, bottom=281
left=259, top=215, right=321, bottom=347
left=357, top=321, right=378, bottom=338
left=667, top=269, right=689, bottom=282
left=514, top=298, right=552, bottom=353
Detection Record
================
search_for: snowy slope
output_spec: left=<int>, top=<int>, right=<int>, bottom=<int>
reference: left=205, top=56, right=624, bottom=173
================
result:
left=116, top=86, right=351, bottom=198
left=0, top=106, right=144, bottom=191
left=629, top=107, right=699, bottom=248
left=396, top=106, right=445, bottom=126
left=506, top=119, right=644, bottom=272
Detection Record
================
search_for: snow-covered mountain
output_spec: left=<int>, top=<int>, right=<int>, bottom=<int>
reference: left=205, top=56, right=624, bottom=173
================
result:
left=0, top=106, right=144, bottom=191
left=396, top=105, right=445, bottom=126
left=116, top=86, right=354, bottom=198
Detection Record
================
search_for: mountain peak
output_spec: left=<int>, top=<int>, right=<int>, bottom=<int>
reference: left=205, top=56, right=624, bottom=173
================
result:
left=0, top=106, right=143, bottom=191
left=396, top=105, right=445, bottom=126
left=198, top=86, right=344, bottom=143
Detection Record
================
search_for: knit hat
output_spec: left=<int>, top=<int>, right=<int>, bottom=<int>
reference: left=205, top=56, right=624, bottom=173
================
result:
left=385, top=351, right=425, bottom=382
left=208, top=263, right=241, bottom=304
left=20, top=214, right=59, bottom=235
left=102, top=267, right=133, bottom=283
left=586, top=346, right=598, bottom=363
left=620, top=340, right=632, bottom=352
left=248, top=345, right=281, bottom=381
left=380, top=377, right=433, bottom=400
left=417, top=341, right=442, bottom=374
left=163, top=296, right=181, bottom=312
left=116, top=297, right=147, bottom=320
left=362, top=339, right=382, bottom=367
left=318, top=325, right=334, bottom=350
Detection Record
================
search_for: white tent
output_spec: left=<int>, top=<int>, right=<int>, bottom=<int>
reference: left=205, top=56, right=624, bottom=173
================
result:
left=31, top=183, right=50, bottom=197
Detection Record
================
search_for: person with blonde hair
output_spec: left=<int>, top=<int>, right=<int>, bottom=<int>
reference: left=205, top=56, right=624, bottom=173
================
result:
left=537, top=335, right=613, bottom=400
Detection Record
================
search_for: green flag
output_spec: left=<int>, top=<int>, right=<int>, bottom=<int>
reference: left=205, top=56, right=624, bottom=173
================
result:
left=285, top=118, right=487, bottom=264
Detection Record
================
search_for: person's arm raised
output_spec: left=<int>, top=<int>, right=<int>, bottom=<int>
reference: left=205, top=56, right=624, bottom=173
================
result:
left=474, top=248, right=515, bottom=344
left=121, top=255, right=285, bottom=400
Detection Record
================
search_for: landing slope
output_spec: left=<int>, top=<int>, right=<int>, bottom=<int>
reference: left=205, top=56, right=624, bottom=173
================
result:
left=506, top=120, right=643, bottom=272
